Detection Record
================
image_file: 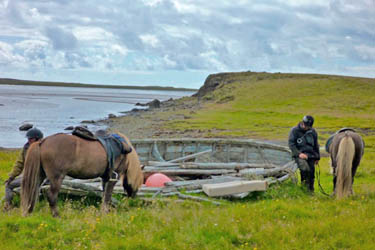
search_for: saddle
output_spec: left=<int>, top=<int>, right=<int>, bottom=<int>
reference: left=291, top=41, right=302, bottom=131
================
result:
left=72, top=126, right=132, bottom=181
left=72, top=126, right=97, bottom=140
left=325, top=128, right=355, bottom=153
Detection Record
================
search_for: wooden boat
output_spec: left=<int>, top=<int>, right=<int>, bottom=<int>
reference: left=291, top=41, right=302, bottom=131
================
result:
left=131, top=138, right=295, bottom=175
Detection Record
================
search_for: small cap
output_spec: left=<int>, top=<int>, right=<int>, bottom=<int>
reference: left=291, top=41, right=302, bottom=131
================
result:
left=302, top=115, right=314, bottom=127
left=26, top=127, right=44, bottom=140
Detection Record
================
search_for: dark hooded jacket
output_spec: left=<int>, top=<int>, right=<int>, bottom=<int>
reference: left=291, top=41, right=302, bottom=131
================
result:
left=288, top=122, right=320, bottom=160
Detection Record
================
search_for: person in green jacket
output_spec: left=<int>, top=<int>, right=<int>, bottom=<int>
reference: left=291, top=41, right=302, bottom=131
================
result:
left=3, top=128, right=43, bottom=211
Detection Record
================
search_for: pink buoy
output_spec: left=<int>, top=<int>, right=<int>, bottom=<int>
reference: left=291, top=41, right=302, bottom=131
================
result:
left=145, top=173, right=172, bottom=187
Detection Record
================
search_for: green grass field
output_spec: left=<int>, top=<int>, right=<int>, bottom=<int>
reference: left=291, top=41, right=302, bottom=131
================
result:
left=1, top=72, right=375, bottom=249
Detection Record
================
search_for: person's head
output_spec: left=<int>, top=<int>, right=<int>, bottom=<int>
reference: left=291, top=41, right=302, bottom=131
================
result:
left=301, top=115, right=314, bottom=130
left=26, top=128, right=43, bottom=144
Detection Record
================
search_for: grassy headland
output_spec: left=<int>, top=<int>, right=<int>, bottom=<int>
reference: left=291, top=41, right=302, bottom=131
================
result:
left=0, top=78, right=197, bottom=92
left=1, top=72, right=375, bottom=249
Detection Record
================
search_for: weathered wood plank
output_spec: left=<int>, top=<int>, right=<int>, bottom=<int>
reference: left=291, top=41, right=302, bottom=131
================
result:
left=167, top=149, right=212, bottom=163
left=180, top=162, right=278, bottom=170
left=61, top=180, right=102, bottom=192
left=147, top=161, right=181, bottom=167
left=165, top=176, right=244, bottom=190
left=143, top=167, right=236, bottom=176
left=202, top=180, right=268, bottom=197
left=177, top=193, right=222, bottom=205
left=131, top=138, right=291, bottom=153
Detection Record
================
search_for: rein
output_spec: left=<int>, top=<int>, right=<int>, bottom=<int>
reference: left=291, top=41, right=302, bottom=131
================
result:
left=316, top=163, right=330, bottom=196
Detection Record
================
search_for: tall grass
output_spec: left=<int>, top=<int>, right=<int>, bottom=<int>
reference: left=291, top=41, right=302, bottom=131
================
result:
left=1, top=72, right=375, bottom=249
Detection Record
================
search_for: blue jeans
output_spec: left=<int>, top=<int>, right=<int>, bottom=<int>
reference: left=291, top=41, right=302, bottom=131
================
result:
left=5, top=177, right=22, bottom=204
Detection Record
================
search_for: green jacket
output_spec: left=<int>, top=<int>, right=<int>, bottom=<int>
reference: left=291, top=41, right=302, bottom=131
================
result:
left=8, top=143, right=29, bottom=179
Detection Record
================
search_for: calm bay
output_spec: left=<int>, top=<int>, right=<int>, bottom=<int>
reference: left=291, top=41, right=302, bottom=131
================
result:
left=0, top=84, right=194, bottom=148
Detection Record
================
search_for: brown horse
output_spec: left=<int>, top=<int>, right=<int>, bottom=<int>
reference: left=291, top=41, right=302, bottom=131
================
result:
left=21, top=132, right=143, bottom=217
left=329, top=130, right=364, bottom=199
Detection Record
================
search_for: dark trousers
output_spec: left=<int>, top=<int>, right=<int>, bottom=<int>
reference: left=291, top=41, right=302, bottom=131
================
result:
left=5, top=177, right=22, bottom=204
left=296, top=158, right=315, bottom=191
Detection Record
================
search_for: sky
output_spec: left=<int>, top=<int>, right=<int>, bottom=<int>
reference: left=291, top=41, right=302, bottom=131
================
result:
left=0, top=0, right=374, bottom=89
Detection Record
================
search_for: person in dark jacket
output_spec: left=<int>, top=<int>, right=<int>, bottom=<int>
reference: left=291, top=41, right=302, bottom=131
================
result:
left=3, top=128, right=43, bottom=211
left=288, top=116, right=320, bottom=192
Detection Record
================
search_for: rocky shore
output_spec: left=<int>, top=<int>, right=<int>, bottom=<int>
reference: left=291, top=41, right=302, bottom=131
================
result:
left=99, top=72, right=243, bottom=140
left=100, top=95, right=203, bottom=139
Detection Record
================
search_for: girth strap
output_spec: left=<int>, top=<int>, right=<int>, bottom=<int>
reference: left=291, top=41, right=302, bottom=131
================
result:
left=97, top=134, right=132, bottom=181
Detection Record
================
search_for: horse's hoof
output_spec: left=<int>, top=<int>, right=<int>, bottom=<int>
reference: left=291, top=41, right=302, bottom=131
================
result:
left=2, top=202, right=12, bottom=212
left=101, top=205, right=110, bottom=213
left=52, top=211, right=60, bottom=218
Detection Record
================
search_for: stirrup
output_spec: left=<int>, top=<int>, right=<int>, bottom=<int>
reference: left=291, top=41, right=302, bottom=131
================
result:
left=109, top=172, right=119, bottom=182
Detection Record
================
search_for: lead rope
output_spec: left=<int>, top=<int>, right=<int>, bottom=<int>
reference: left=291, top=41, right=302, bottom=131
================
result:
left=316, top=163, right=330, bottom=196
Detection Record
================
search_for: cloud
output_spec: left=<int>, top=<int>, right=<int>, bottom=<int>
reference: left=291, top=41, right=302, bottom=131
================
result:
left=0, top=0, right=373, bottom=88
left=0, top=41, right=25, bottom=66
left=45, top=26, right=78, bottom=50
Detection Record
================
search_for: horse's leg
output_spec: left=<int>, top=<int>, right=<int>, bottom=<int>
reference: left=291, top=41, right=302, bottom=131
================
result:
left=330, top=155, right=337, bottom=195
left=123, top=176, right=135, bottom=198
left=332, top=175, right=337, bottom=196
left=47, top=176, right=64, bottom=217
left=101, top=178, right=106, bottom=192
left=102, top=180, right=116, bottom=213
left=349, top=163, right=360, bottom=195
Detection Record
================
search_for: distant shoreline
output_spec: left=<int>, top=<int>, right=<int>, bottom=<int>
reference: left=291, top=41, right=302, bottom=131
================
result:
left=0, top=78, right=198, bottom=92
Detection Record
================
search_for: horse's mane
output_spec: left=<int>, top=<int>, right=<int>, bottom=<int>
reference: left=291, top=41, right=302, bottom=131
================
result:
left=116, top=132, right=144, bottom=192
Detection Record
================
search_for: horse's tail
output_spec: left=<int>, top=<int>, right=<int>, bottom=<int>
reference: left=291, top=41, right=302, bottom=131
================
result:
left=336, top=134, right=355, bottom=199
left=21, top=142, right=42, bottom=216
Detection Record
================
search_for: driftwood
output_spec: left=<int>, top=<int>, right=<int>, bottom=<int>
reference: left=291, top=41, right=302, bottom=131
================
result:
left=180, top=162, right=278, bottom=170
left=177, top=193, right=221, bottom=205
left=167, top=149, right=212, bottom=163
left=61, top=179, right=102, bottom=192
left=39, top=185, right=120, bottom=205
left=238, top=160, right=295, bottom=177
left=143, top=167, right=236, bottom=176
left=147, top=161, right=180, bottom=167
left=202, top=180, right=268, bottom=197
left=146, top=162, right=278, bottom=169
left=165, top=176, right=244, bottom=190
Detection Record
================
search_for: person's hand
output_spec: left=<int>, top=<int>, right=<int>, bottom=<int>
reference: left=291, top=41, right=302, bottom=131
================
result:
left=4, top=177, right=14, bottom=186
left=315, top=160, right=319, bottom=165
left=299, top=153, right=308, bottom=160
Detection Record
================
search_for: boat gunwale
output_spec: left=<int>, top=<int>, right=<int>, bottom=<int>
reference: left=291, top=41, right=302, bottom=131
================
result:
left=131, top=138, right=291, bottom=153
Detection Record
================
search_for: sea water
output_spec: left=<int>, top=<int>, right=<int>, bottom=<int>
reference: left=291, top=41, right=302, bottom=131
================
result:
left=0, top=84, right=195, bottom=148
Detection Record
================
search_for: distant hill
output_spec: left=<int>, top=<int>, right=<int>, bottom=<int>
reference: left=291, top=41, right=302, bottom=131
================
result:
left=0, top=78, right=198, bottom=92
left=194, top=71, right=374, bottom=98
left=166, top=71, right=375, bottom=144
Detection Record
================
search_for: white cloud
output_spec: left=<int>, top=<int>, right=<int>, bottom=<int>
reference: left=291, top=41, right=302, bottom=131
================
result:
left=110, top=44, right=128, bottom=56
left=0, top=41, right=25, bottom=66
left=0, top=0, right=373, bottom=88
left=355, top=45, right=375, bottom=61
left=142, top=0, right=163, bottom=7
left=172, top=1, right=211, bottom=15
left=139, top=34, right=159, bottom=48
left=280, top=0, right=329, bottom=7
left=72, top=26, right=114, bottom=41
